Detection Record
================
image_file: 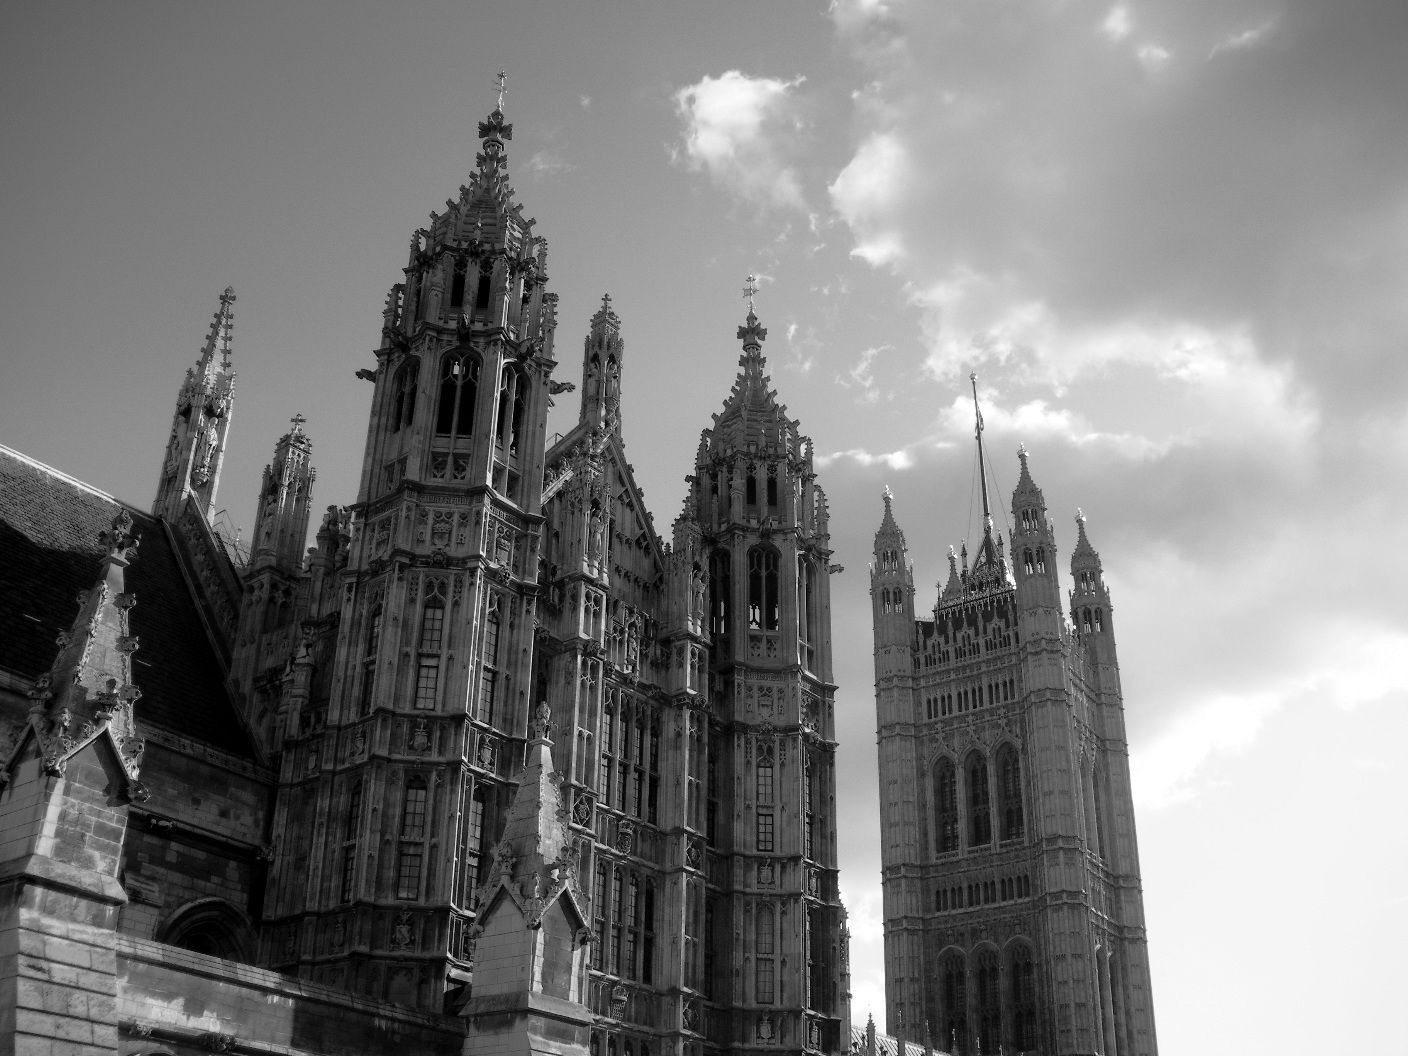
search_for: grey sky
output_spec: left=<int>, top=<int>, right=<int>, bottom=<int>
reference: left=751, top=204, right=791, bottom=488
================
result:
left=3, top=3, right=1405, bottom=1051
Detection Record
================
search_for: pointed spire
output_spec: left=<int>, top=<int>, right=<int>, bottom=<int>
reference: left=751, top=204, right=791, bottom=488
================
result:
left=880, top=486, right=899, bottom=532
left=153, top=286, right=238, bottom=522
left=1072, top=508, right=1101, bottom=569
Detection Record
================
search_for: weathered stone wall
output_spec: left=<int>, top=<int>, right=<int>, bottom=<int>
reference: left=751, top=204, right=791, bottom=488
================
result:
left=115, top=935, right=464, bottom=1056
left=116, top=738, right=273, bottom=950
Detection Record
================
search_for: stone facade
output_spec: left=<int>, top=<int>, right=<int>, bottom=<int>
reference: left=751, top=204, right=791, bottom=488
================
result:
left=1, top=101, right=850, bottom=1056
left=870, top=395, right=1157, bottom=1056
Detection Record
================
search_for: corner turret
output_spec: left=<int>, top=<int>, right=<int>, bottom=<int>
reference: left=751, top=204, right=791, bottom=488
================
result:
left=871, top=488, right=915, bottom=653
left=1009, top=444, right=1063, bottom=640
left=250, top=415, right=315, bottom=574
left=579, top=294, right=622, bottom=432
left=1070, top=509, right=1116, bottom=658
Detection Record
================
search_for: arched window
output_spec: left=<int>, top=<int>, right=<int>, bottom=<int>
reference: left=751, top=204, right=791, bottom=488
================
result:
left=1035, top=547, right=1047, bottom=574
left=975, top=948, right=1001, bottom=1053
left=935, top=757, right=959, bottom=853
left=746, top=465, right=758, bottom=507
left=1023, top=548, right=1034, bottom=575
left=968, top=753, right=992, bottom=846
left=391, top=358, right=419, bottom=432
left=496, top=365, right=527, bottom=455
left=157, top=899, right=255, bottom=964
left=757, top=744, right=775, bottom=852
left=748, top=547, right=780, bottom=631
left=1009, top=944, right=1038, bottom=1051
left=756, top=903, right=775, bottom=1003
left=766, top=465, right=778, bottom=507
left=341, top=779, right=362, bottom=903
left=450, top=262, right=466, bottom=309
left=941, top=952, right=968, bottom=1054
left=798, top=557, right=817, bottom=670
left=998, top=745, right=1024, bottom=842
left=436, top=353, right=479, bottom=439
left=757, top=749, right=774, bottom=806
left=474, top=269, right=491, bottom=313
left=709, top=550, right=731, bottom=639
left=1094, top=608, right=1104, bottom=632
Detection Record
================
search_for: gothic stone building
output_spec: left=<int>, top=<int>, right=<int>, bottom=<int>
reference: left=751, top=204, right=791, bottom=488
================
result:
left=871, top=399, right=1158, bottom=1056
left=0, top=104, right=850, bottom=1056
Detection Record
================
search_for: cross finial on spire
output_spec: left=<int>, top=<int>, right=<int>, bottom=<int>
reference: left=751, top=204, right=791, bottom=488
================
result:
left=601, top=292, right=612, bottom=312
left=743, top=274, right=759, bottom=313
left=290, top=413, right=306, bottom=433
left=494, top=71, right=507, bottom=111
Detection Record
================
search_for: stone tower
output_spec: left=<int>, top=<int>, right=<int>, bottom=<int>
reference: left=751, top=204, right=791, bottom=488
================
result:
left=253, top=101, right=561, bottom=1011
left=153, top=286, right=237, bottom=523
left=871, top=382, right=1156, bottom=1056
left=532, top=300, right=851, bottom=1056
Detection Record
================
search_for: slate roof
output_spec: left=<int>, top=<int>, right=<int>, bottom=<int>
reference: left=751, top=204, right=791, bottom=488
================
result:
left=0, top=445, right=255, bottom=759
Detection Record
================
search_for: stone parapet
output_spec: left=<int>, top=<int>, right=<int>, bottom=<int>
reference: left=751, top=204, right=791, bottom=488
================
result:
left=115, top=936, right=464, bottom=1056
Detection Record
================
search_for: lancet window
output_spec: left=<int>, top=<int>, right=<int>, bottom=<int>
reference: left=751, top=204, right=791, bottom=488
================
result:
left=495, top=364, right=527, bottom=456
left=942, top=952, right=968, bottom=1054
left=415, top=581, right=446, bottom=710
left=935, top=757, right=959, bottom=853
left=460, top=786, right=486, bottom=906
left=748, top=547, right=780, bottom=630
left=435, top=353, right=479, bottom=440
left=391, top=358, right=418, bottom=432
left=1009, top=945, right=1038, bottom=1051
left=968, top=752, right=993, bottom=847
left=798, top=556, right=818, bottom=670
left=709, top=550, right=731, bottom=640
left=998, top=744, right=1025, bottom=841
left=975, top=948, right=1001, bottom=1053
left=757, top=743, right=775, bottom=852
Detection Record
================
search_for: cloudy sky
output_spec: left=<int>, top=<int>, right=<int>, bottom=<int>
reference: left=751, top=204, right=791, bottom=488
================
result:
left=3, top=2, right=1405, bottom=1051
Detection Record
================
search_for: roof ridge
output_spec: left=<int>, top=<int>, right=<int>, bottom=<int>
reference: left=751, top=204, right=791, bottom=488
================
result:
left=0, top=443, right=125, bottom=506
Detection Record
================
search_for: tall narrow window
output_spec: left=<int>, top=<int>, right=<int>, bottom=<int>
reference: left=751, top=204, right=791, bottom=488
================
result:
left=968, top=753, right=992, bottom=846
left=748, top=547, right=780, bottom=630
left=610, top=868, right=624, bottom=975
left=495, top=365, right=527, bottom=456
left=593, top=862, right=608, bottom=971
left=975, top=949, right=1001, bottom=1053
left=756, top=903, right=775, bottom=1003
left=942, top=953, right=968, bottom=1055
left=756, top=748, right=774, bottom=806
left=479, top=599, right=501, bottom=723
left=686, top=714, right=703, bottom=831
left=391, top=359, right=419, bottom=432
left=746, top=466, right=758, bottom=507
left=474, top=270, right=491, bottom=312
left=624, top=874, right=641, bottom=979
left=709, top=550, right=732, bottom=639
left=415, top=587, right=445, bottom=710
left=463, top=787, right=486, bottom=905
left=641, top=882, right=656, bottom=984
left=397, top=776, right=428, bottom=900
left=798, top=557, right=817, bottom=670
left=999, top=745, right=1025, bottom=841
left=450, top=265, right=466, bottom=309
left=935, top=757, right=959, bottom=853
left=361, top=604, right=382, bottom=716
left=1010, top=945, right=1037, bottom=1051
left=435, top=354, right=479, bottom=439
left=803, top=755, right=816, bottom=860
left=341, top=779, right=362, bottom=903
left=766, top=466, right=778, bottom=507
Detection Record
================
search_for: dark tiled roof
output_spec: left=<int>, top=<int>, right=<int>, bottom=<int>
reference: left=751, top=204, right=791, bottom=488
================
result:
left=0, top=446, right=255, bottom=759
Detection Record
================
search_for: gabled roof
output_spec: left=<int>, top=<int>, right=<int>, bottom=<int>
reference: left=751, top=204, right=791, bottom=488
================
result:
left=0, top=445, right=256, bottom=759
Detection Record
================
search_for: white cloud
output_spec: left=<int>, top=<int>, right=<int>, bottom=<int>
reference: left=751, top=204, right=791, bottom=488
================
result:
left=673, top=71, right=808, bottom=210
left=1210, top=20, right=1278, bottom=58
left=828, top=132, right=911, bottom=265
left=836, top=344, right=888, bottom=401
left=1138, top=43, right=1172, bottom=71
left=523, top=150, right=574, bottom=178
left=816, top=446, right=915, bottom=470
left=579, top=94, right=592, bottom=108
left=1102, top=6, right=1133, bottom=42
